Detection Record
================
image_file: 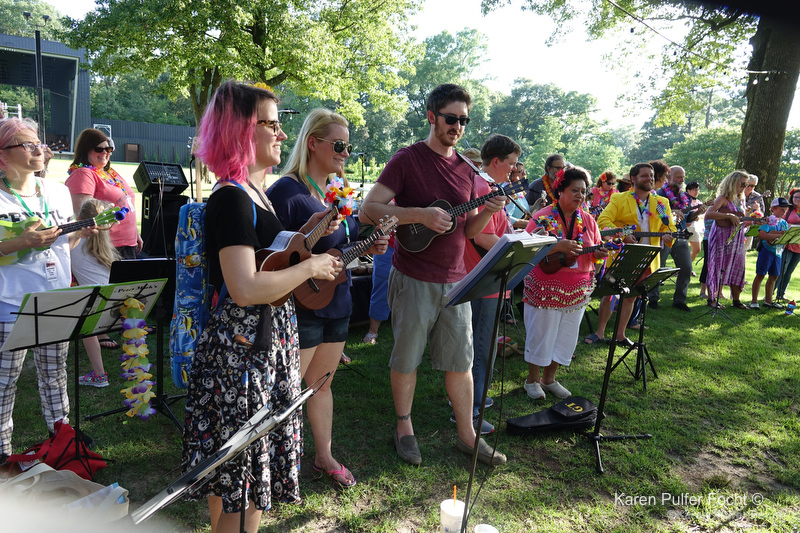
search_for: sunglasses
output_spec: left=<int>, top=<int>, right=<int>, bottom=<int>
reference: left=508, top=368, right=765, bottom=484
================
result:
left=256, top=119, right=283, bottom=135
left=604, top=181, right=616, bottom=185
left=434, top=111, right=470, bottom=126
left=3, top=142, right=47, bottom=152
left=316, top=138, right=353, bottom=154
left=93, top=146, right=114, bottom=154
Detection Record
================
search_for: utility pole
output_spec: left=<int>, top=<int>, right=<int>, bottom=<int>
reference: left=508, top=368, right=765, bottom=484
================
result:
left=22, top=12, right=50, bottom=143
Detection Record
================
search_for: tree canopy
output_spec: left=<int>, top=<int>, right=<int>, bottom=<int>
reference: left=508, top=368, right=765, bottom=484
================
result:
left=481, top=0, right=800, bottom=195
left=64, top=0, right=422, bottom=126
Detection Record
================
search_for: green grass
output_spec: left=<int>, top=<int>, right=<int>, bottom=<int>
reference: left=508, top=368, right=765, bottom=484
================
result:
left=14, top=163, right=800, bottom=531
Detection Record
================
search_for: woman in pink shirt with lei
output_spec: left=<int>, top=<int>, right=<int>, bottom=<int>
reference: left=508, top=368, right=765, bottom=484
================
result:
left=522, top=166, right=609, bottom=401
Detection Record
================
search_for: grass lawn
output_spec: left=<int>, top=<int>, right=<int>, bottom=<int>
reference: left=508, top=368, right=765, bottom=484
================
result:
left=9, top=162, right=800, bottom=531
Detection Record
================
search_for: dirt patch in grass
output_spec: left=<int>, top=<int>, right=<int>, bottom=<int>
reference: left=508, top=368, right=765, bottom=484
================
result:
left=678, top=450, right=795, bottom=494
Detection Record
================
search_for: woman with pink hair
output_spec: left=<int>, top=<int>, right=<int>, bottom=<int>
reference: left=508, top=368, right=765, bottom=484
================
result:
left=181, top=81, right=341, bottom=533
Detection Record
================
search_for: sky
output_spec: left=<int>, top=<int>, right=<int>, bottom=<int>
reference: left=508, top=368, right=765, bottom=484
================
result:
left=45, top=0, right=799, bottom=130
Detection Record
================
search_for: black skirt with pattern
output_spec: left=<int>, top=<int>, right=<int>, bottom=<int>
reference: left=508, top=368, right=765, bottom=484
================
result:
left=182, top=297, right=302, bottom=513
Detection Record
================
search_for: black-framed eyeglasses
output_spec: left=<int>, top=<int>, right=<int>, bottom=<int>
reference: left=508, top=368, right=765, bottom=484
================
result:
left=93, top=146, right=114, bottom=154
left=3, top=142, right=47, bottom=152
left=316, top=138, right=353, bottom=154
left=256, top=119, right=283, bottom=135
left=434, top=111, right=470, bottom=126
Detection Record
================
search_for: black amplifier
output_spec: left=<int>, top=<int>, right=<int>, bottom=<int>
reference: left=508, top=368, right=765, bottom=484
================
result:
left=133, top=161, right=189, bottom=195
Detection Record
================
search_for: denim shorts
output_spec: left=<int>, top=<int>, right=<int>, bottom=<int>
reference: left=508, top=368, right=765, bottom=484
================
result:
left=755, top=249, right=781, bottom=277
left=295, top=307, right=350, bottom=349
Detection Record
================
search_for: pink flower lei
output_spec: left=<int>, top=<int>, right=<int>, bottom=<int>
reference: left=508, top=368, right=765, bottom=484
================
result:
left=324, top=176, right=358, bottom=216
left=118, top=298, right=155, bottom=420
left=533, top=205, right=585, bottom=246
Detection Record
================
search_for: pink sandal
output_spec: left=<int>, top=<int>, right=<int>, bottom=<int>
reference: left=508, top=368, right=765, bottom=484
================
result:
left=313, top=461, right=356, bottom=488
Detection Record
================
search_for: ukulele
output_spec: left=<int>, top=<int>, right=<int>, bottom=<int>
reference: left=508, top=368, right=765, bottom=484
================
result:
left=716, top=191, right=771, bottom=227
left=254, top=204, right=340, bottom=307
left=394, top=179, right=529, bottom=253
left=632, top=229, right=693, bottom=240
left=293, top=216, right=398, bottom=310
left=0, top=206, right=128, bottom=266
left=539, top=239, right=623, bottom=275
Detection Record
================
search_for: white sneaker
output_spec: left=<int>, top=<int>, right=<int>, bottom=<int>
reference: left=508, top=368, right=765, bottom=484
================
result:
left=523, top=381, right=545, bottom=400
left=540, top=381, right=571, bottom=399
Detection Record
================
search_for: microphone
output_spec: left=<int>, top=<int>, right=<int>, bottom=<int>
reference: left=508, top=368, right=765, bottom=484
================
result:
left=278, top=109, right=300, bottom=114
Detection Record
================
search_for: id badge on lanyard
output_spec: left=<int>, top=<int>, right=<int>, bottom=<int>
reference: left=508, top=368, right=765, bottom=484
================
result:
left=44, top=250, right=58, bottom=283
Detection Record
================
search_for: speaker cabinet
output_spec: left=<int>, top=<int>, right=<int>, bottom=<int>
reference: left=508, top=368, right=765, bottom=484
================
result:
left=141, top=194, right=187, bottom=258
left=133, top=161, right=189, bottom=195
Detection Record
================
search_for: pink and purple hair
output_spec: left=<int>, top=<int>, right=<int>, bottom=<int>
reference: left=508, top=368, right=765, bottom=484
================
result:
left=194, top=81, right=278, bottom=184
left=0, top=117, right=38, bottom=152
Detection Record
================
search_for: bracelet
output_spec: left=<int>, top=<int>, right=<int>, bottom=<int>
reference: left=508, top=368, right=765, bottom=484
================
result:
left=0, top=248, right=7, bottom=257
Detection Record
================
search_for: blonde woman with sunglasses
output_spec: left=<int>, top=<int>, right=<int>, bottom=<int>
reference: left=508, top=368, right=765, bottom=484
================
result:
left=268, top=108, right=389, bottom=489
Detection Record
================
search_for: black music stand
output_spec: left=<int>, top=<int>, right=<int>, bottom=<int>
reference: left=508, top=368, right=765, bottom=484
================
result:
left=588, top=244, right=661, bottom=474
left=445, top=231, right=556, bottom=533
left=610, top=268, right=678, bottom=391
left=85, top=259, right=184, bottom=429
left=130, top=385, right=318, bottom=532
left=2, top=281, right=165, bottom=480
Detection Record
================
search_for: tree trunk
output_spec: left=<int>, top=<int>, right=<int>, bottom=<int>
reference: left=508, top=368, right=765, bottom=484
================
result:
left=736, top=18, right=800, bottom=195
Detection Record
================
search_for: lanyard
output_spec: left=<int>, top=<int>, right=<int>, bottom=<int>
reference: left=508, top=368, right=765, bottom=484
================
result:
left=555, top=204, right=576, bottom=240
left=3, top=177, right=49, bottom=224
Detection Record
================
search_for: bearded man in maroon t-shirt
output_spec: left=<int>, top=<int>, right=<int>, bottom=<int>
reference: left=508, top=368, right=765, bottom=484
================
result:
left=361, top=83, right=507, bottom=467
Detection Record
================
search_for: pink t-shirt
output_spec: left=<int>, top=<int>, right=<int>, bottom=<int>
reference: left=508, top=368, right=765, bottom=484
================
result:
left=65, top=166, right=139, bottom=248
left=464, top=177, right=510, bottom=298
left=378, top=142, right=477, bottom=283
left=786, top=210, right=800, bottom=253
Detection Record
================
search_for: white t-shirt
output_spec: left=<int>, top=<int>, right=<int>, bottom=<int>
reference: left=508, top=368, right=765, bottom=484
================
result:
left=0, top=180, right=74, bottom=322
left=71, top=241, right=110, bottom=286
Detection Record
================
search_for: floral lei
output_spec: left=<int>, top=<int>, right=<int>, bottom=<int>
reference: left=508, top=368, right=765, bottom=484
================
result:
left=68, top=163, right=129, bottom=196
left=324, top=176, right=358, bottom=216
left=119, top=298, right=155, bottom=420
left=541, top=174, right=558, bottom=205
left=631, top=190, right=657, bottom=219
left=533, top=204, right=584, bottom=245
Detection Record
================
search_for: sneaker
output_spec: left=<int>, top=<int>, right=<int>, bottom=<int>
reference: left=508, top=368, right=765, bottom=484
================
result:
left=749, top=302, right=760, bottom=310
left=540, top=381, right=571, bottom=399
left=523, top=381, right=545, bottom=400
left=765, top=301, right=785, bottom=309
left=79, top=371, right=108, bottom=388
left=450, top=412, right=495, bottom=435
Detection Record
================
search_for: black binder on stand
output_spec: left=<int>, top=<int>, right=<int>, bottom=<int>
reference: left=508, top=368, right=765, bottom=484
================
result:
left=588, top=244, right=661, bottom=473
left=445, top=231, right=555, bottom=533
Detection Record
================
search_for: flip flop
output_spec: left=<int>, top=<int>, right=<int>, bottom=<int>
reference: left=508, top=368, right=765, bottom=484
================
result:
left=98, top=338, right=120, bottom=349
left=583, top=333, right=605, bottom=345
left=363, top=333, right=378, bottom=345
left=340, top=353, right=351, bottom=364
left=312, top=461, right=356, bottom=488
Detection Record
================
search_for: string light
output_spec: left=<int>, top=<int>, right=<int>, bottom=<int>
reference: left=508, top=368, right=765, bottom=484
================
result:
left=604, top=0, right=783, bottom=77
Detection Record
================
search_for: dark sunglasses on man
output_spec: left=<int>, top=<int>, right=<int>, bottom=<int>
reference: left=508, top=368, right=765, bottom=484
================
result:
left=93, top=146, right=114, bottom=154
left=434, top=111, right=470, bottom=126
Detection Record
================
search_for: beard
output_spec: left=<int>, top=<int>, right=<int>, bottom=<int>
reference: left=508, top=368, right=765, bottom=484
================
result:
left=433, top=123, right=462, bottom=148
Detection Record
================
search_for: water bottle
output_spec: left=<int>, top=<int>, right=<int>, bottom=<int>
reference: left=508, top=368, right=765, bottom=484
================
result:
left=786, top=301, right=796, bottom=316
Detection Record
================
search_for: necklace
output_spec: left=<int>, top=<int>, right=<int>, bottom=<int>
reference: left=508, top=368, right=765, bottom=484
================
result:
left=2, top=177, right=39, bottom=197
